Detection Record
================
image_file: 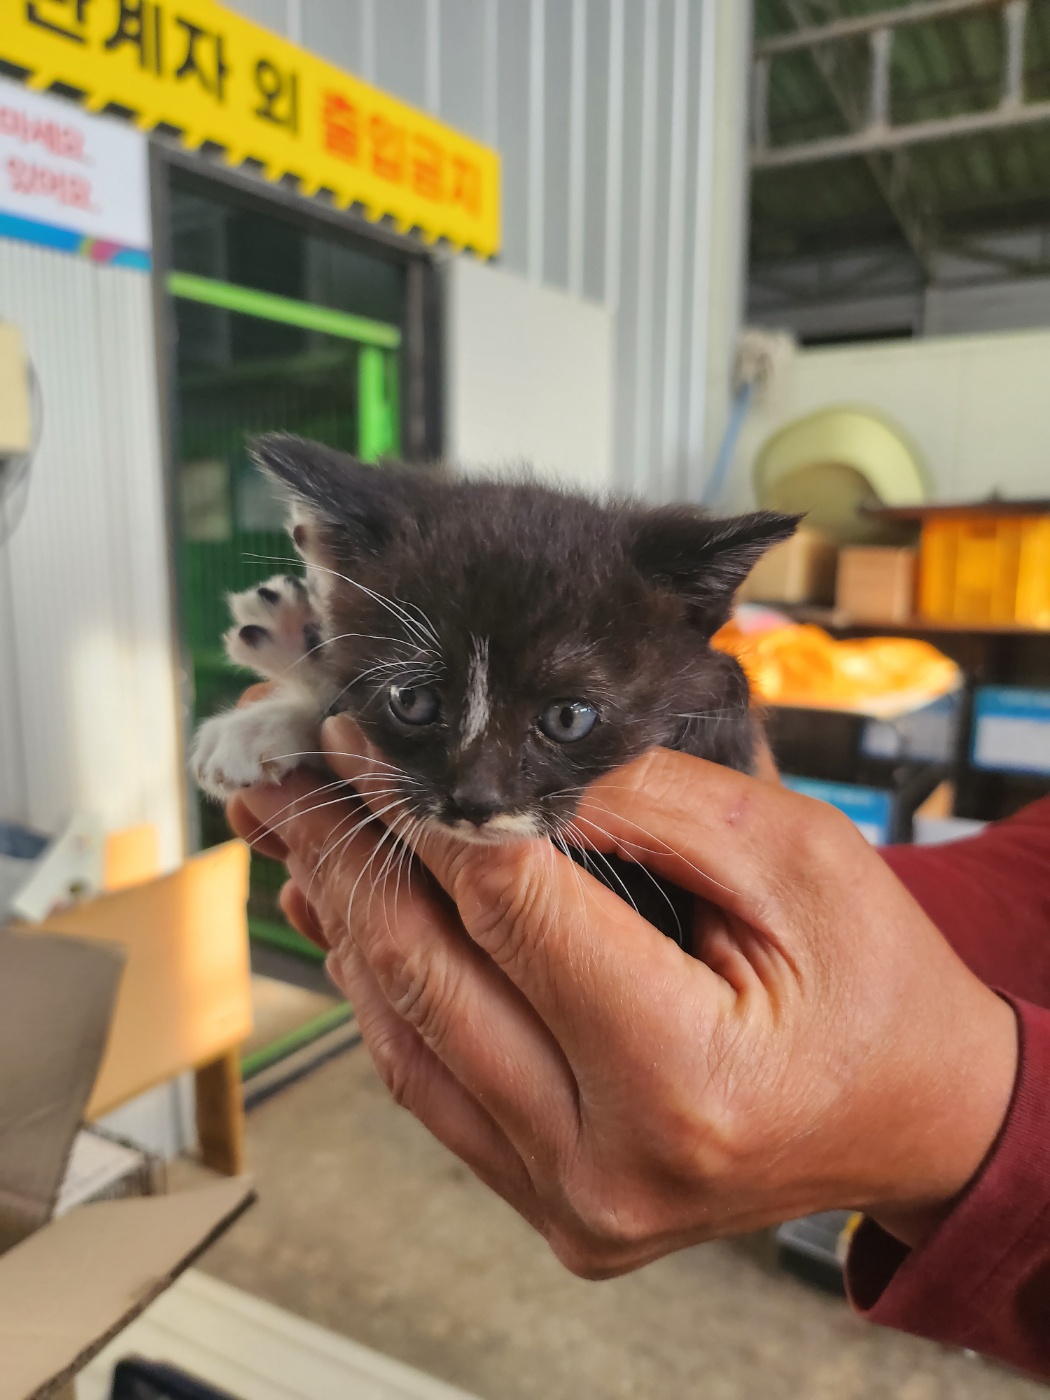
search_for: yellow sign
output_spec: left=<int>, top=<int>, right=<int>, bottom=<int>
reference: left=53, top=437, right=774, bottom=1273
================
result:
left=1, top=0, right=501, bottom=256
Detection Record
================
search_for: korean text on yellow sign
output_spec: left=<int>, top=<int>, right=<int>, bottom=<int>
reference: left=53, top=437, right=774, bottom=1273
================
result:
left=1, top=0, right=501, bottom=256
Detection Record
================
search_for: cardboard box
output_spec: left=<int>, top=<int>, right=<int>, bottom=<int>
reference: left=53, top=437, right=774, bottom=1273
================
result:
left=0, top=924, right=253, bottom=1400
left=738, top=528, right=838, bottom=606
left=835, top=546, right=917, bottom=623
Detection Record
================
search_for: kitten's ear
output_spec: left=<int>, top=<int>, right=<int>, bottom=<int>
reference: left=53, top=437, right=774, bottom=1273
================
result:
left=627, top=508, right=801, bottom=634
left=250, top=433, right=409, bottom=569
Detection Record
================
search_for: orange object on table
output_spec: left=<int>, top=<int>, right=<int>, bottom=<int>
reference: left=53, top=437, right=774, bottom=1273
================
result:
left=714, top=618, right=960, bottom=718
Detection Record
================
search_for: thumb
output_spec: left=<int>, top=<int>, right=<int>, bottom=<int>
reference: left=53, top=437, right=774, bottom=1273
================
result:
left=321, top=714, right=399, bottom=798
left=575, top=747, right=856, bottom=929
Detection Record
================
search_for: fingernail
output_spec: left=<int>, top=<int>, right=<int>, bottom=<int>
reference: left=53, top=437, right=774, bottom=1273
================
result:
left=322, top=712, right=360, bottom=747
left=322, top=714, right=379, bottom=765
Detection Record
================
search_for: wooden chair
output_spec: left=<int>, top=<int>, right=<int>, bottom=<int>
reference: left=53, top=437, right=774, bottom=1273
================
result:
left=34, top=836, right=253, bottom=1176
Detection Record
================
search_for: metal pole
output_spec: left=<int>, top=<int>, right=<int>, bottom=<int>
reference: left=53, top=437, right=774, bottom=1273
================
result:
left=567, top=0, right=588, bottom=297
left=869, top=27, right=893, bottom=131
left=527, top=0, right=545, bottom=284
left=752, top=55, right=770, bottom=152
left=1001, top=0, right=1029, bottom=109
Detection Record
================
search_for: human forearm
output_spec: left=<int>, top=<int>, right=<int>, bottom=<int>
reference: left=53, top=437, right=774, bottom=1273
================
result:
left=848, top=996, right=1050, bottom=1378
left=882, top=796, right=1050, bottom=1003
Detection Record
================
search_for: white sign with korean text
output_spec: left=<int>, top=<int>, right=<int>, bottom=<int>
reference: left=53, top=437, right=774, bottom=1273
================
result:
left=0, top=74, right=150, bottom=254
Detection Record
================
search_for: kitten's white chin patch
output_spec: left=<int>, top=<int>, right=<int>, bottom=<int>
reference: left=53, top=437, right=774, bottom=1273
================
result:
left=438, top=813, right=540, bottom=845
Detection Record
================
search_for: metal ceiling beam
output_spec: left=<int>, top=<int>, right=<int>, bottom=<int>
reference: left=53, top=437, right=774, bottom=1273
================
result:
left=750, top=247, right=914, bottom=305
left=769, top=66, right=1049, bottom=141
left=756, top=0, right=1009, bottom=58
left=937, top=232, right=1050, bottom=276
left=765, top=0, right=937, bottom=276
left=752, top=94, right=1050, bottom=168
left=752, top=0, right=1039, bottom=174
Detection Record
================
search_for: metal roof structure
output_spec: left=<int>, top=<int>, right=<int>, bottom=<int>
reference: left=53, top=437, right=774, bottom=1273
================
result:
left=751, top=0, right=1050, bottom=308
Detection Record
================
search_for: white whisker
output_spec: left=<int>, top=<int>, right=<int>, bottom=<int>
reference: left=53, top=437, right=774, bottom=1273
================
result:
left=552, top=830, right=589, bottom=926
left=236, top=776, right=351, bottom=844
left=264, top=749, right=422, bottom=782
left=391, top=815, right=423, bottom=915
left=243, top=551, right=440, bottom=658
left=580, top=801, right=740, bottom=901
left=567, top=815, right=682, bottom=943
left=257, top=785, right=408, bottom=843
left=346, top=806, right=409, bottom=920
left=562, top=818, right=645, bottom=925
left=315, top=796, right=416, bottom=912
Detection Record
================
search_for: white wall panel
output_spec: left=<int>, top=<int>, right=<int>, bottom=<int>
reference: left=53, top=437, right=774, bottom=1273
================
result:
left=733, top=328, right=1050, bottom=510
left=445, top=257, right=613, bottom=495
left=496, top=0, right=532, bottom=281
left=925, top=277, right=1050, bottom=338
left=301, top=0, right=363, bottom=72
left=538, top=0, right=571, bottom=292
left=439, top=0, right=489, bottom=142
left=375, top=0, right=429, bottom=109
left=0, top=240, right=185, bottom=870
left=223, top=0, right=285, bottom=34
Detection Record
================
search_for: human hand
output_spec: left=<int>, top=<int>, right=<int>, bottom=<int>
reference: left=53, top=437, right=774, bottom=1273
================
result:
left=229, top=720, right=1016, bottom=1278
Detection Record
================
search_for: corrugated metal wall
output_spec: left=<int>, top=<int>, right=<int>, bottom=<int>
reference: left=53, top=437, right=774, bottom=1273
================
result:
left=225, top=0, right=740, bottom=503
left=0, top=241, right=185, bottom=869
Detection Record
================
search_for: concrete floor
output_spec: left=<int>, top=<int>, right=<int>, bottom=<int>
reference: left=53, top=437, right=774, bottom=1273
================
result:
left=201, top=1048, right=1047, bottom=1400
left=244, top=975, right=340, bottom=1060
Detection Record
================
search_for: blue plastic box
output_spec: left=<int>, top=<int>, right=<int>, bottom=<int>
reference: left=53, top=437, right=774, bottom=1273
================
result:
left=860, top=692, right=960, bottom=765
left=971, top=687, right=1050, bottom=777
left=782, top=776, right=893, bottom=845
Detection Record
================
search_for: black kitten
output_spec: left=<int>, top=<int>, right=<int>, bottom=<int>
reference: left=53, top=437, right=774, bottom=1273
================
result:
left=192, top=436, right=797, bottom=941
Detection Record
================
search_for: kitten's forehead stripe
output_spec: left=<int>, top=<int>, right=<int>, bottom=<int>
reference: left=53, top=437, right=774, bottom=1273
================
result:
left=460, top=636, right=490, bottom=750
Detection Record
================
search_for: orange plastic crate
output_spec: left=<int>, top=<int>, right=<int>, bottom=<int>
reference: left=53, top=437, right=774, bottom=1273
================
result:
left=918, top=514, right=1050, bottom=627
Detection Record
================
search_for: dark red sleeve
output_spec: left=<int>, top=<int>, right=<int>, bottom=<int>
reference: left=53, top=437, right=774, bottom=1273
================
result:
left=880, top=796, right=1050, bottom=1003
left=847, top=997, right=1050, bottom=1376
left=844, top=797, right=1050, bottom=1377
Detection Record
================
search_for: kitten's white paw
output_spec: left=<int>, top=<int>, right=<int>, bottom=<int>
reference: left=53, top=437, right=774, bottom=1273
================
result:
left=225, top=573, right=321, bottom=679
left=191, top=700, right=321, bottom=799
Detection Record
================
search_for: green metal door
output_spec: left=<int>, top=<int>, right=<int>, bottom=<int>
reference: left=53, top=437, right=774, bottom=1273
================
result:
left=168, top=181, right=404, bottom=964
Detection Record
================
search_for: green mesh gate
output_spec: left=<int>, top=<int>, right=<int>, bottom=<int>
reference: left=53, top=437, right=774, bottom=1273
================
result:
left=170, top=271, right=401, bottom=961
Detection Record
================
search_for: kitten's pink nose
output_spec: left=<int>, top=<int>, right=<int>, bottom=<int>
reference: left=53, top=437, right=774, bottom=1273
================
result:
left=449, top=786, right=502, bottom=827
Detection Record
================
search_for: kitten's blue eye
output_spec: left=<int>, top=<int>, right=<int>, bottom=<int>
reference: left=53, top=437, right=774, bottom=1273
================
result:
left=389, top=683, right=441, bottom=726
left=539, top=701, right=599, bottom=744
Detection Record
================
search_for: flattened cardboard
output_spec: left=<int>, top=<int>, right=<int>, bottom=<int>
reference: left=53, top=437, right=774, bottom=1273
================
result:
left=0, top=322, right=32, bottom=455
left=0, top=1179, right=254, bottom=1400
left=0, top=928, right=124, bottom=1253
left=31, top=842, right=252, bottom=1119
